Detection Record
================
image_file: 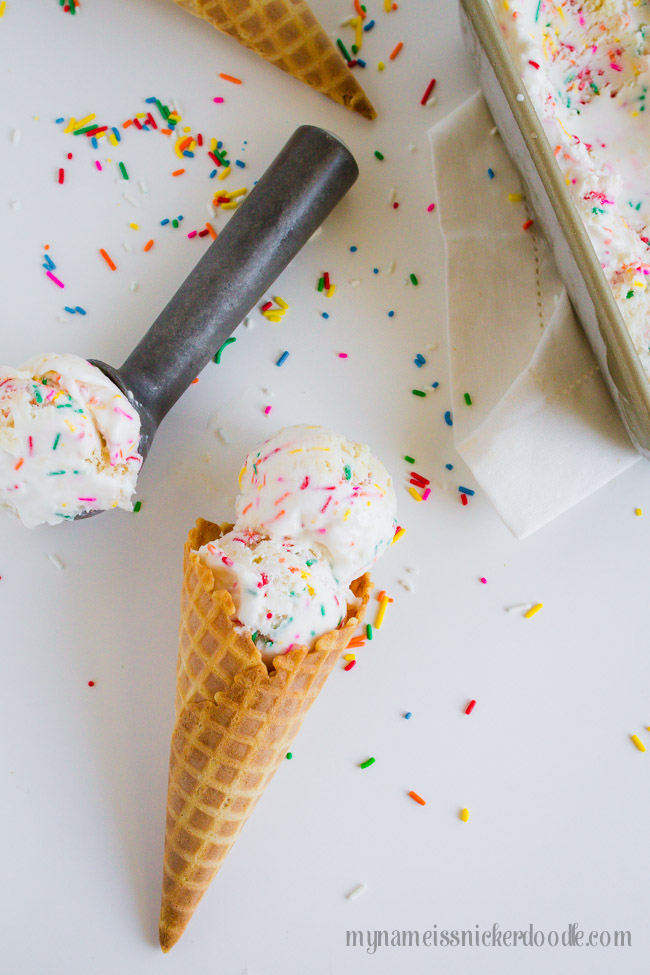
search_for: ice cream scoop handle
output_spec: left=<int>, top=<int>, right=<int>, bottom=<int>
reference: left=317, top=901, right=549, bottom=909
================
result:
left=118, top=125, right=358, bottom=426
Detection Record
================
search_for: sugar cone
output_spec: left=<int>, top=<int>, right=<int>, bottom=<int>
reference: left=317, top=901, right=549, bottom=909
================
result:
left=169, top=0, right=376, bottom=119
left=159, top=518, right=372, bottom=951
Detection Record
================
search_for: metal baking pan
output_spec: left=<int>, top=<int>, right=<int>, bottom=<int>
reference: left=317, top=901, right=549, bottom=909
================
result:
left=459, top=0, right=650, bottom=457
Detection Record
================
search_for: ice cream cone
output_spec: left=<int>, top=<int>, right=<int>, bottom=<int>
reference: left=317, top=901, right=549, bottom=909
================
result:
left=159, top=518, right=372, bottom=951
left=168, top=0, right=376, bottom=119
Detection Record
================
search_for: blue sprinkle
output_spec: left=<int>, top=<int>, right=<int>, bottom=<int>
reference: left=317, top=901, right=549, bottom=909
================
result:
left=350, top=245, right=358, bottom=252
left=363, top=18, right=375, bottom=30
left=432, top=381, right=439, bottom=388
left=445, top=463, right=453, bottom=470
left=209, top=169, right=217, bottom=179
left=160, top=218, right=170, bottom=226
left=322, top=312, right=329, bottom=319
left=178, top=215, right=184, bottom=221
left=373, top=267, right=379, bottom=274
left=356, top=58, right=367, bottom=67
left=276, top=351, right=290, bottom=367
left=182, top=150, right=194, bottom=158
left=444, top=411, right=453, bottom=426
left=487, top=168, right=495, bottom=179
left=388, top=310, right=395, bottom=318
left=141, top=124, right=150, bottom=132
left=112, top=127, right=121, bottom=142
left=217, top=141, right=223, bottom=149
left=55, top=117, right=64, bottom=124
left=458, top=485, right=475, bottom=496
left=64, top=306, right=76, bottom=314
left=43, top=254, right=55, bottom=270
left=414, top=354, right=426, bottom=367
left=405, top=712, right=412, bottom=719
left=74, top=306, right=87, bottom=315
left=235, top=160, right=246, bottom=168
left=91, top=137, right=98, bottom=149
left=145, top=96, right=157, bottom=103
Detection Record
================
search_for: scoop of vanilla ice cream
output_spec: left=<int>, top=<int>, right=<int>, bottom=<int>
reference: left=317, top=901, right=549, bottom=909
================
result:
left=234, top=425, right=396, bottom=580
left=197, top=528, right=353, bottom=662
left=0, top=352, right=142, bottom=527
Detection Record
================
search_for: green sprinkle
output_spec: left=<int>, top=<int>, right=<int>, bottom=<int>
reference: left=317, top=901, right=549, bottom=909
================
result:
left=351, top=44, right=358, bottom=55
left=47, top=470, right=66, bottom=476
left=321, top=605, right=326, bottom=616
left=412, top=389, right=426, bottom=397
left=626, top=290, right=635, bottom=298
left=374, top=150, right=385, bottom=160
left=318, top=276, right=324, bottom=292
left=118, top=162, right=129, bottom=181
left=72, top=124, right=98, bottom=135
left=52, top=433, right=60, bottom=451
left=172, top=218, right=179, bottom=228
left=359, top=757, right=376, bottom=769
left=286, top=752, right=293, bottom=760
left=251, top=631, right=258, bottom=643
left=404, top=455, right=415, bottom=464
left=366, top=624, right=373, bottom=640
left=305, top=559, right=315, bottom=566
left=464, top=392, right=473, bottom=406
left=133, top=501, right=142, bottom=512
left=337, top=38, right=352, bottom=61
left=214, top=336, right=237, bottom=363
left=344, top=465, right=351, bottom=480
left=409, top=273, right=419, bottom=286
left=534, top=0, right=541, bottom=22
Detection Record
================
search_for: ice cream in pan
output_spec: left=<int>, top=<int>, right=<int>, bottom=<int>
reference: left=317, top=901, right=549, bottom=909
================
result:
left=159, top=424, right=396, bottom=951
left=0, top=125, right=359, bottom=527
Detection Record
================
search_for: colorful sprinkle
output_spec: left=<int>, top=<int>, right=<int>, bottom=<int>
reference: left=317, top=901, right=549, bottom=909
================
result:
left=359, top=757, right=376, bottom=769
left=465, top=699, right=477, bottom=715
left=631, top=734, right=646, bottom=752
left=409, top=791, right=426, bottom=806
left=276, top=350, right=290, bottom=367
left=460, top=808, right=470, bottom=822
left=214, top=336, right=237, bottom=363
left=524, top=603, right=543, bottom=619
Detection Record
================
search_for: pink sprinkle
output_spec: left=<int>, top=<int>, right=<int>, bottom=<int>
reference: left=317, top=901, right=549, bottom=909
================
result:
left=28, top=436, right=33, bottom=455
left=46, top=271, right=65, bottom=288
left=213, top=97, right=225, bottom=103
left=338, top=352, right=348, bottom=358
left=78, top=497, right=97, bottom=503
left=300, top=476, right=310, bottom=490
left=264, top=405, right=272, bottom=415
left=114, top=407, right=133, bottom=420
left=95, top=160, right=102, bottom=171
left=610, top=63, right=622, bottom=72
left=421, top=487, right=431, bottom=501
left=427, top=203, right=436, bottom=212
left=221, top=555, right=234, bottom=566
left=187, top=230, right=197, bottom=239
left=480, top=577, right=487, bottom=584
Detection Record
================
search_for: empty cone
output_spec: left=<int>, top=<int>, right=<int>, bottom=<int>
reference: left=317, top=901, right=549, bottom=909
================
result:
left=169, top=0, right=376, bottom=119
left=159, top=518, right=372, bottom=951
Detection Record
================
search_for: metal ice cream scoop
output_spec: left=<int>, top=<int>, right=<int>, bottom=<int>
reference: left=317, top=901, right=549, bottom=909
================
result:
left=84, top=125, right=358, bottom=515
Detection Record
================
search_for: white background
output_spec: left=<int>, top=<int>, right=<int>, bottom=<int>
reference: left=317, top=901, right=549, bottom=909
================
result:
left=1, top=1, right=650, bottom=973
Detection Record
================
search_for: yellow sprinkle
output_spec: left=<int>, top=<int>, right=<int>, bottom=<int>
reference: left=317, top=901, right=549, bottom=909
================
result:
left=228, top=187, right=248, bottom=199
left=343, top=653, right=356, bottom=662
left=109, top=133, right=118, bottom=147
left=64, top=117, right=77, bottom=134
left=95, top=130, right=105, bottom=140
left=182, top=125, right=191, bottom=132
left=408, top=486, right=423, bottom=502
left=218, top=165, right=231, bottom=181
left=355, top=15, right=363, bottom=50
left=307, top=585, right=315, bottom=597
left=274, top=295, right=289, bottom=309
left=221, top=201, right=239, bottom=210
left=327, top=285, right=336, bottom=298
left=631, top=734, right=646, bottom=752
left=635, top=508, right=643, bottom=516
left=378, top=61, right=385, bottom=71
left=210, top=137, right=218, bottom=152
left=0, top=3, right=6, bottom=17
left=288, top=449, right=303, bottom=454
left=375, top=596, right=389, bottom=630
left=392, top=527, right=406, bottom=544
left=135, top=112, right=146, bottom=118
left=72, top=113, right=96, bottom=132
left=524, top=603, right=543, bottom=619
left=238, top=464, right=247, bottom=488
left=129, top=223, right=140, bottom=230
left=343, top=508, right=351, bottom=521
left=460, top=808, right=470, bottom=822
left=508, top=192, right=523, bottom=202
left=384, top=0, right=391, bottom=9
left=64, top=419, right=76, bottom=433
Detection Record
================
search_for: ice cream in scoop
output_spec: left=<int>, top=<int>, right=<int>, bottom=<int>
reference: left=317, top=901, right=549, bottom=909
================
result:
left=0, top=352, right=142, bottom=527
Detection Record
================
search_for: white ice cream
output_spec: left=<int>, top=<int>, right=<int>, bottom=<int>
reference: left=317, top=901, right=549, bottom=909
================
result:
left=197, top=528, right=352, bottom=661
left=493, top=0, right=650, bottom=375
left=235, top=425, right=397, bottom=580
left=0, top=353, right=142, bottom=527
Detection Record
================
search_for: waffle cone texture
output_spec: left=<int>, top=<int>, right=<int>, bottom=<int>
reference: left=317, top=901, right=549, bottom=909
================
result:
left=169, top=0, right=376, bottom=119
left=159, top=518, right=372, bottom=951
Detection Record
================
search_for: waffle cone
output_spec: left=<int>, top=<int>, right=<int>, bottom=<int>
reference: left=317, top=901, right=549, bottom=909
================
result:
left=159, top=518, right=372, bottom=951
left=169, top=0, right=376, bottom=119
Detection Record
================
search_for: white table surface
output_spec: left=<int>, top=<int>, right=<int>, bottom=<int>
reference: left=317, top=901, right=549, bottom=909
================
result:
left=2, top=1, right=650, bottom=973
